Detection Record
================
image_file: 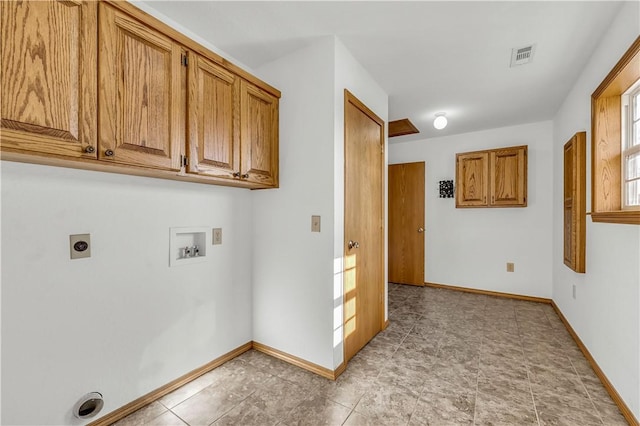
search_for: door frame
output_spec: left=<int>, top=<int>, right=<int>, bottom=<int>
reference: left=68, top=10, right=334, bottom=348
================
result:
left=342, top=89, right=386, bottom=363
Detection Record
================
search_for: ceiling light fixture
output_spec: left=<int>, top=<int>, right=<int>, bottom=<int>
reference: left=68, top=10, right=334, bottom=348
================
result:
left=433, top=112, right=447, bottom=130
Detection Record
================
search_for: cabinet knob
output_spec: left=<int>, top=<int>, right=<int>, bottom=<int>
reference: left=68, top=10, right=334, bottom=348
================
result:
left=232, top=172, right=241, bottom=178
left=348, top=240, right=360, bottom=250
left=241, top=173, right=249, bottom=179
left=104, top=149, right=114, bottom=157
left=418, top=227, right=424, bottom=233
left=84, top=146, right=95, bottom=154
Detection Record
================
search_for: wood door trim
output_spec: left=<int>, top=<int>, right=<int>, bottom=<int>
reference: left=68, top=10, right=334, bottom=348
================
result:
left=343, top=89, right=385, bottom=363
left=551, top=302, right=639, bottom=426
left=424, top=281, right=551, bottom=304
left=253, top=342, right=344, bottom=380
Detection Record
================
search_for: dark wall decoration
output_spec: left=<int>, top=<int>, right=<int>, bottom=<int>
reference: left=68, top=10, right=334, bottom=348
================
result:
left=439, top=180, right=454, bottom=198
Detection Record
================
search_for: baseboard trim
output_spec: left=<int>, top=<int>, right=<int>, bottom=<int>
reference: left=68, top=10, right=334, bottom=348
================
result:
left=423, top=281, right=552, bottom=304
left=551, top=302, right=638, bottom=426
left=252, top=341, right=343, bottom=380
left=88, top=341, right=253, bottom=426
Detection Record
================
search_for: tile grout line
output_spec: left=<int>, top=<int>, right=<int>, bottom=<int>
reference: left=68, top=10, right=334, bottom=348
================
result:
left=568, top=357, right=607, bottom=425
left=515, top=306, right=542, bottom=426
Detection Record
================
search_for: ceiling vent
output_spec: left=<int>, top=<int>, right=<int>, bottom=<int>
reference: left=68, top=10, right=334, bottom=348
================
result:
left=510, top=44, right=536, bottom=67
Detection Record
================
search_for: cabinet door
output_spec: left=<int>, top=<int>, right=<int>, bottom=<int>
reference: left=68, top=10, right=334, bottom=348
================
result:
left=456, top=152, right=488, bottom=207
left=240, top=80, right=279, bottom=187
left=490, top=147, right=527, bottom=206
left=1, top=0, right=97, bottom=158
left=564, top=133, right=586, bottom=272
left=99, top=4, right=182, bottom=170
left=188, top=54, right=239, bottom=178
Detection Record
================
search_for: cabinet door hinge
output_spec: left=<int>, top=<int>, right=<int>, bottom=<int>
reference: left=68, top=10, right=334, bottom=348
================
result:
left=181, top=155, right=189, bottom=167
left=181, top=54, right=188, bottom=67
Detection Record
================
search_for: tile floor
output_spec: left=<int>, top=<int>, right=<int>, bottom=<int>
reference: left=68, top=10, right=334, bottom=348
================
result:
left=114, top=283, right=628, bottom=425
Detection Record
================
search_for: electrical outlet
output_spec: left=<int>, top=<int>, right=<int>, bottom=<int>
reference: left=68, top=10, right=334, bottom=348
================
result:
left=506, top=262, right=514, bottom=272
left=212, top=228, right=222, bottom=245
left=311, top=215, right=321, bottom=232
left=70, top=234, right=91, bottom=259
left=572, top=284, right=576, bottom=299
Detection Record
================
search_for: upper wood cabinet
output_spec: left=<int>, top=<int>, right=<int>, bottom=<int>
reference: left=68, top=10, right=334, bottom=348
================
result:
left=456, top=145, right=527, bottom=208
left=490, top=146, right=527, bottom=206
left=564, top=132, right=586, bottom=273
left=1, top=0, right=97, bottom=158
left=187, top=54, right=240, bottom=179
left=456, top=152, right=488, bottom=206
left=98, top=3, right=183, bottom=171
left=240, top=80, right=279, bottom=186
left=1, top=0, right=280, bottom=189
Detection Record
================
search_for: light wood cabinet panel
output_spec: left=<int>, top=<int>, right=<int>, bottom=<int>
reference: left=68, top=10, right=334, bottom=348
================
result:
left=490, top=146, right=526, bottom=206
left=1, top=0, right=280, bottom=189
left=240, top=80, right=279, bottom=187
left=456, top=145, right=527, bottom=208
left=1, top=0, right=97, bottom=158
left=456, top=152, right=488, bottom=207
left=564, top=132, right=586, bottom=273
left=98, top=3, right=183, bottom=171
left=187, top=54, right=239, bottom=178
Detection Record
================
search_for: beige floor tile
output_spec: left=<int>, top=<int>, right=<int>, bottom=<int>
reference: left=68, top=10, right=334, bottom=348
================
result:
left=282, top=394, right=352, bottom=426
left=409, top=391, right=474, bottom=425
left=116, top=283, right=627, bottom=426
left=354, top=382, right=420, bottom=424
left=112, top=401, right=167, bottom=426
left=171, top=385, right=245, bottom=426
left=212, top=399, right=279, bottom=426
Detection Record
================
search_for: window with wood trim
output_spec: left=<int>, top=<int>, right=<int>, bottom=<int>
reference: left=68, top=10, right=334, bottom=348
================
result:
left=621, top=81, right=640, bottom=209
left=591, top=36, right=640, bottom=224
left=564, top=132, right=586, bottom=273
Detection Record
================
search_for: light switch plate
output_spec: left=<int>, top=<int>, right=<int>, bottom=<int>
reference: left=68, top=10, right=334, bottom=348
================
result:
left=506, top=262, right=514, bottom=272
left=311, top=215, right=321, bottom=232
left=213, top=228, right=222, bottom=245
left=70, top=234, right=91, bottom=259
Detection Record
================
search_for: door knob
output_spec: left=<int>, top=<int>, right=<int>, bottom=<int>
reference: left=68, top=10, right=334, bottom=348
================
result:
left=348, top=240, right=360, bottom=250
left=418, top=227, right=424, bottom=233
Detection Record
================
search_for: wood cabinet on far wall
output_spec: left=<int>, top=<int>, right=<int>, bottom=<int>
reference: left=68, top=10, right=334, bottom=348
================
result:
left=1, top=0, right=97, bottom=158
left=456, top=145, right=527, bottom=208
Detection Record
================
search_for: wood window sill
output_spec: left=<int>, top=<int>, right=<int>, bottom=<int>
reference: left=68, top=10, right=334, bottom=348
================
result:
left=589, top=210, right=640, bottom=225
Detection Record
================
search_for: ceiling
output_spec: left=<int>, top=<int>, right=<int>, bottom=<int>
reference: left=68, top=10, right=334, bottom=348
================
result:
left=140, top=1, right=624, bottom=142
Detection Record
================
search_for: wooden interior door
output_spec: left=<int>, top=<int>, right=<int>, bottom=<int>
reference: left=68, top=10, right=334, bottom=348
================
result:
left=343, top=90, right=385, bottom=363
left=188, top=53, right=239, bottom=179
left=99, top=4, right=182, bottom=170
left=240, top=80, right=279, bottom=186
left=389, top=162, right=425, bottom=286
left=1, top=0, right=97, bottom=158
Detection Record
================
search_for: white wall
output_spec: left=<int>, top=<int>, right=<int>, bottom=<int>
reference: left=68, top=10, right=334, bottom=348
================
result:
left=551, top=1, right=640, bottom=418
left=1, top=163, right=253, bottom=425
left=253, top=37, right=388, bottom=371
left=389, top=121, right=554, bottom=298
left=251, top=37, right=337, bottom=370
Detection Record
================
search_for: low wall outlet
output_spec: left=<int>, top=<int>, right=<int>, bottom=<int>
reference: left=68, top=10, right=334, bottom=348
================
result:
left=506, top=262, right=515, bottom=272
left=213, top=228, right=222, bottom=245
left=311, top=215, right=321, bottom=232
left=70, top=234, right=91, bottom=259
